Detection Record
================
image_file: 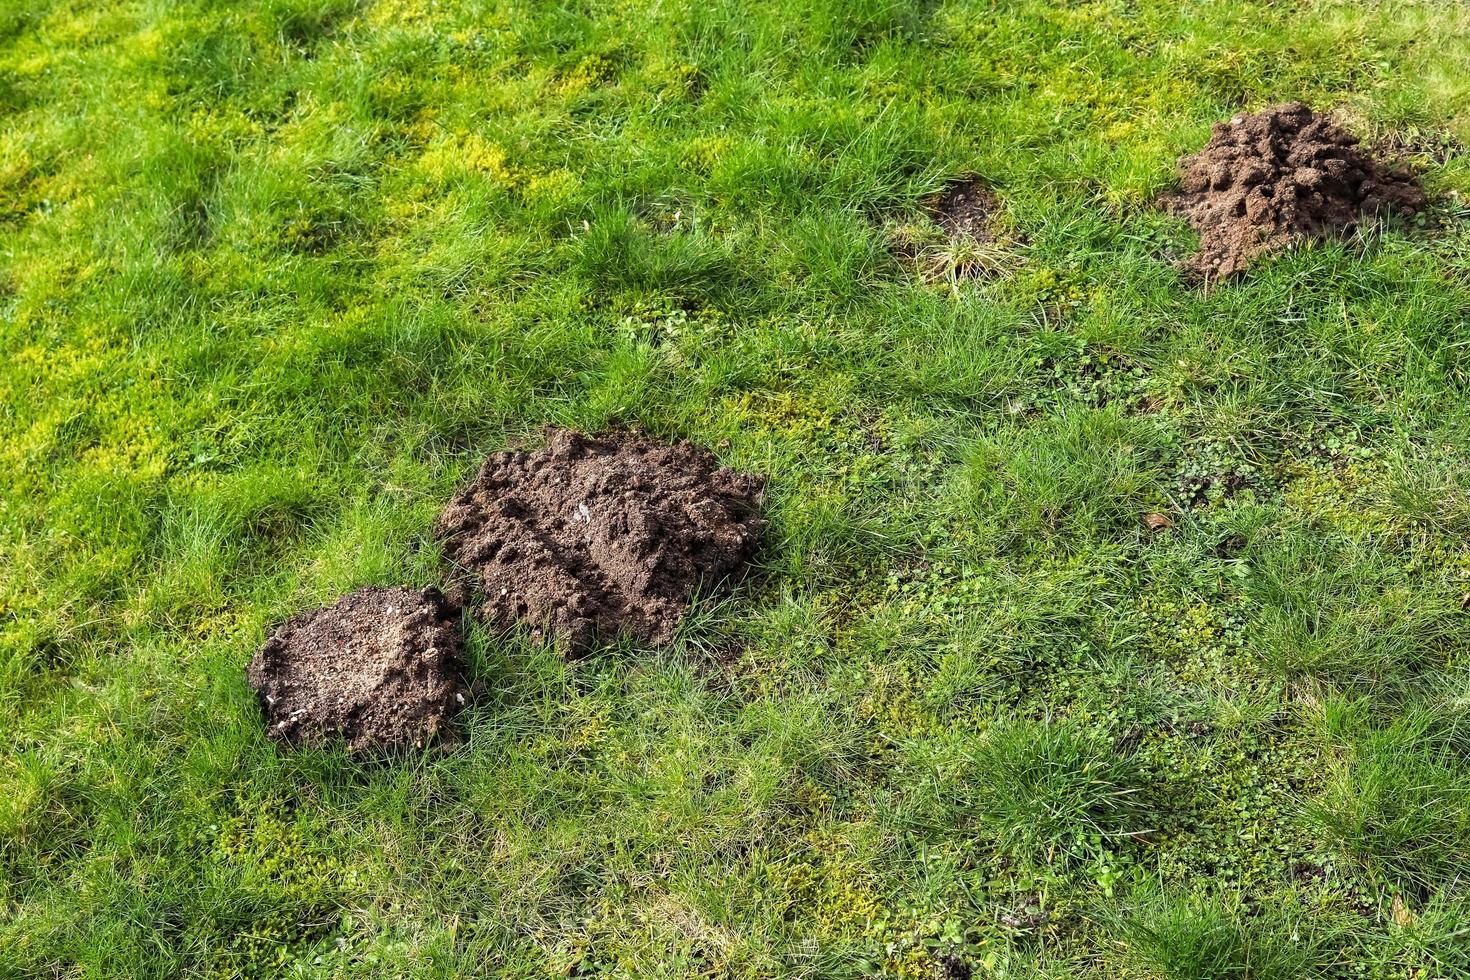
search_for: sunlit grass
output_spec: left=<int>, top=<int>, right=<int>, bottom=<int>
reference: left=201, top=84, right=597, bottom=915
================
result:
left=2, top=0, right=1470, bottom=975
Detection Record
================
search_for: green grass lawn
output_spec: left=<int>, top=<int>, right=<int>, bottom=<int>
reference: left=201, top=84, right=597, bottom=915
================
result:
left=4, top=0, right=1470, bottom=976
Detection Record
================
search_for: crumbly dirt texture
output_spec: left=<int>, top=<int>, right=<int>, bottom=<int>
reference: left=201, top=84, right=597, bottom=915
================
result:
left=928, top=178, right=998, bottom=242
left=1165, top=102, right=1425, bottom=278
left=434, top=428, right=766, bottom=652
left=247, top=585, right=464, bottom=750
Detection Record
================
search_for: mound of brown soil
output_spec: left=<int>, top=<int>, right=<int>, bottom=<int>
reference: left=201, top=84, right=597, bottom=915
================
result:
left=1165, top=102, right=1425, bottom=279
left=434, top=428, right=765, bottom=653
left=247, top=586, right=463, bottom=750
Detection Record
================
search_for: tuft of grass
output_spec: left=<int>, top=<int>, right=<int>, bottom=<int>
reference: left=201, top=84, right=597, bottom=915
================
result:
left=960, top=405, right=1163, bottom=551
left=1115, top=889, right=1335, bottom=979
left=1247, top=529, right=1461, bottom=690
left=958, top=714, right=1151, bottom=866
left=1309, top=689, right=1470, bottom=892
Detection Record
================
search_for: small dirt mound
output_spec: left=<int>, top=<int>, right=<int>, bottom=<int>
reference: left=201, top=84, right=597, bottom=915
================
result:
left=247, top=585, right=463, bottom=750
left=928, top=178, right=998, bottom=242
left=1165, top=102, right=1425, bottom=279
left=434, top=428, right=765, bottom=653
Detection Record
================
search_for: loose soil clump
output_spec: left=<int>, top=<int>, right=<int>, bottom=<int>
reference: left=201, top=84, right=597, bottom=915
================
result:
left=1165, top=102, right=1425, bottom=279
left=435, top=428, right=765, bottom=653
left=248, top=585, right=464, bottom=750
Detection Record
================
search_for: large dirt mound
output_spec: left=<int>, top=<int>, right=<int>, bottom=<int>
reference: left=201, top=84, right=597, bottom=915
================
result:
left=1165, top=102, right=1425, bottom=279
left=434, top=428, right=766, bottom=652
left=247, top=585, right=463, bottom=750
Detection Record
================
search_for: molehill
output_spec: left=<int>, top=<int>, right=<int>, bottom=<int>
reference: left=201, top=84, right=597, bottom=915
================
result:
left=247, top=585, right=464, bottom=750
left=434, top=428, right=766, bottom=653
left=1165, top=102, right=1425, bottom=279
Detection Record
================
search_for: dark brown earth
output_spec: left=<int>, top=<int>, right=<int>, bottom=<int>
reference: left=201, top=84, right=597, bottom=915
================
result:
left=927, top=177, right=998, bottom=242
left=434, top=428, right=765, bottom=653
left=1165, top=102, right=1425, bottom=279
left=936, top=954, right=973, bottom=980
left=247, top=585, right=464, bottom=750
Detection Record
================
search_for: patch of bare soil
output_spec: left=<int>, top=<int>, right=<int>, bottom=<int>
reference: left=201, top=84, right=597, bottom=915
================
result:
left=927, top=178, right=999, bottom=243
left=886, top=178, right=1022, bottom=283
left=1165, top=102, right=1425, bottom=279
left=435, top=428, right=765, bottom=653
left=247, top=585, right=464, bottom=750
